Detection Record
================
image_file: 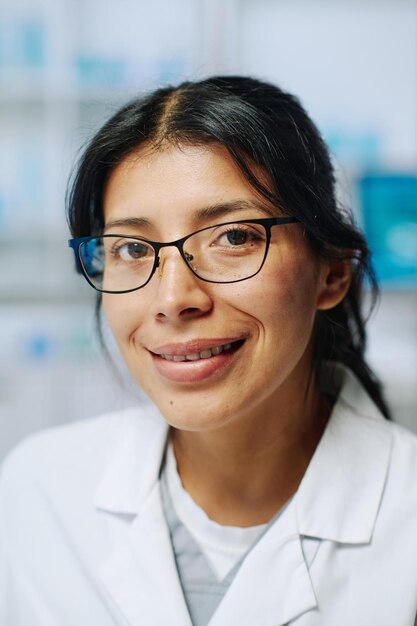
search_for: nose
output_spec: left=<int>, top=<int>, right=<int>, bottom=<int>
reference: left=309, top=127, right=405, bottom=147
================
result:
left=149, top=248, right=213, bottom=323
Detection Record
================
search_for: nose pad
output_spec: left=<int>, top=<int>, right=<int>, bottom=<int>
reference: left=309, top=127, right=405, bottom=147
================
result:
left=155, top=255, right=163, bottom=278
left=184, top=250, right=197, bottom=273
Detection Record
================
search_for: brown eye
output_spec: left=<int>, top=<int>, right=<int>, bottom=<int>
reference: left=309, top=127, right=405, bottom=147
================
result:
left=225, top=230, right=249, bottom=245
left=114, top=241, right=153, bottom=261
left=214, top=226, right=263, bottom=248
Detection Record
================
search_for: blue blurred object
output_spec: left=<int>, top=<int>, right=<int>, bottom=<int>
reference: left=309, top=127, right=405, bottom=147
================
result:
left=0, top=192, right=5, bottom=225
left=20, top=18, right=45, bottom=68
left=26, top=333, right=54, bottom=362
left=326, top=130, right=381, bottom=169
left=0, top=18, right=45, bottom=69
left=76, top=55, right=127, bottom=88
left=359, top=174, right=417, bottom=288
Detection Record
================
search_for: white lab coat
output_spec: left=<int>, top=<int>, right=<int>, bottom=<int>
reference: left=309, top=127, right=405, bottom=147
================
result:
left=1, top=365, right=417, bottom=625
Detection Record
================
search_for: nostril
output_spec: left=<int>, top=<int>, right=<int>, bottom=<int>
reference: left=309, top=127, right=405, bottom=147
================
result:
left=180, top=307, right=204, bottom=317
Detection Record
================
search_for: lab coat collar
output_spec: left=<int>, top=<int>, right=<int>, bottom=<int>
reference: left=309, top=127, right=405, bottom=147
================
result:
left=295, top=364, right=392, bottom=543
left=95, top=400, right=169, bottom=515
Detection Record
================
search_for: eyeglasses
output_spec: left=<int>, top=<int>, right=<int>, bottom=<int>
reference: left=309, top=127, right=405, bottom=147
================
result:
left=68, top=216, right=299, bottom=294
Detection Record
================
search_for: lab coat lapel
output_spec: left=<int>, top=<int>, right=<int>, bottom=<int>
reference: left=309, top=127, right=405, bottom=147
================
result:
left=95, top=404, right=169, bottom=515
left=296, top=366, right=393, bottom=543
left=209, top=501, right=317, bottom=626
left=98, top=484, right=192, bottom=626
left=95, top=405, right=191, bottom=626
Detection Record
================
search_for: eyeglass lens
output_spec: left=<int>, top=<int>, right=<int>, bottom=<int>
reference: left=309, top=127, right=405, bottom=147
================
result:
left=78, top=222, right=269, bottom=292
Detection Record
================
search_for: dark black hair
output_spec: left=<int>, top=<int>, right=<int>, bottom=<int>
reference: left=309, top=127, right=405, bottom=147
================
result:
left=67, top=75, right=391, bottom=419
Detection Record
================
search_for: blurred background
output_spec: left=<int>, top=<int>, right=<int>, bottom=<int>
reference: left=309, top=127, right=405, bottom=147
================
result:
left=0, top=0, right=416, bottom=461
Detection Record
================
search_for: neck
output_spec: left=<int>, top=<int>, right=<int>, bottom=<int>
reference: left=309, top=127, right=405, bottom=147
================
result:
left=171, top=372, right=331, bottom=527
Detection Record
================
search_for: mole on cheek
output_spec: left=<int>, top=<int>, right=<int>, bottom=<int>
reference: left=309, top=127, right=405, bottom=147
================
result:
left=169, top=400, right=174, bottom=405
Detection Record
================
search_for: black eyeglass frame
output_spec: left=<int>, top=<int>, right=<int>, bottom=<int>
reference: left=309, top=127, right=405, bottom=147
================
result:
left=68, top=216, right=300, bottom=294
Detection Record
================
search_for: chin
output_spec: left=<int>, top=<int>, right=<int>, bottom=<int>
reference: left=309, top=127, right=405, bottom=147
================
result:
left=151, top=393, right=238, bottom=433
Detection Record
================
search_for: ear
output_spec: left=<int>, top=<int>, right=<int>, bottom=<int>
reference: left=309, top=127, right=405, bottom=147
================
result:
left=316, top=258, right=352, bottom=311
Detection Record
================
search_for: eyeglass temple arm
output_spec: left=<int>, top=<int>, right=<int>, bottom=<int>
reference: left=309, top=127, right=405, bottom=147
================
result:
left=68, top=238, right=85, bottom=274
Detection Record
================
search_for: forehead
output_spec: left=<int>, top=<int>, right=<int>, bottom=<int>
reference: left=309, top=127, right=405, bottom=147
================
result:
left=103, top=142, right=275, bottom=228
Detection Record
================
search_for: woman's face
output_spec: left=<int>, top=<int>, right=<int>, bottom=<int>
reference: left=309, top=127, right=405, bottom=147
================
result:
left=103, top=143, right=342, bottom=432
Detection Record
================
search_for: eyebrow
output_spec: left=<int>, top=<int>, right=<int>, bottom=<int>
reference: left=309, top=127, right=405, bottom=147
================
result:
left=104, top=216, right=151, bottom=232
left=104, top=200, right=277, bottom=232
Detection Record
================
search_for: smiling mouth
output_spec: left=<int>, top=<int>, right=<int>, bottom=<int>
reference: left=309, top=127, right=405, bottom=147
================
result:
left=155, top=339, right=245, bottom=362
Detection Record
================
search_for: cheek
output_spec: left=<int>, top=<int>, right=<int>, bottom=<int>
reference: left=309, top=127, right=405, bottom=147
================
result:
left=102, top=295, right=143, bottom=345
left=233, top=261, right=319, bottom=334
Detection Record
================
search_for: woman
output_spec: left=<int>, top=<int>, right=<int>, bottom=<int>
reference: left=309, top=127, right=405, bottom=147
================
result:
left=1, top=76, right=417, bottom=625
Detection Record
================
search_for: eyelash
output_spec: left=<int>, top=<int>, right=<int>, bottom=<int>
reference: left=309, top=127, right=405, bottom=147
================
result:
left=215, top=225, right=264, bottom=241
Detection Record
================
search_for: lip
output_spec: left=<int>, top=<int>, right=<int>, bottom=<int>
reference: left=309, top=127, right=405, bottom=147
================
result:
left=148, top=337, right=246, bottom=384
left=149, top=337, right=245, bottom=357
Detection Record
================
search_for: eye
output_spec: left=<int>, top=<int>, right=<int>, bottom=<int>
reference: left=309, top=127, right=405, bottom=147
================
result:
left=215, top=225, right=263, bottom=247
left=113, top=240, right=153, bottom=261
left=224, top=229, right=249, bottom=245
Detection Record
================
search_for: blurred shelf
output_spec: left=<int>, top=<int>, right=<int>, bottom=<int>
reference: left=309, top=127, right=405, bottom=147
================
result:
left=0, top=86, right=137, bottom=106
left=0, top=293, right=96, bottom=306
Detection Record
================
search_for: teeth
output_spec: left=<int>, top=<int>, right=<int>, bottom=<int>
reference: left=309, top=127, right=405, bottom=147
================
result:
left=159, top=341, right=239, bottom=361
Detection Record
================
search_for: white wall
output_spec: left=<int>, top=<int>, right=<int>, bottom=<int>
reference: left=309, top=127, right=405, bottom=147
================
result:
left=238, top=0, right=417, bottom=168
